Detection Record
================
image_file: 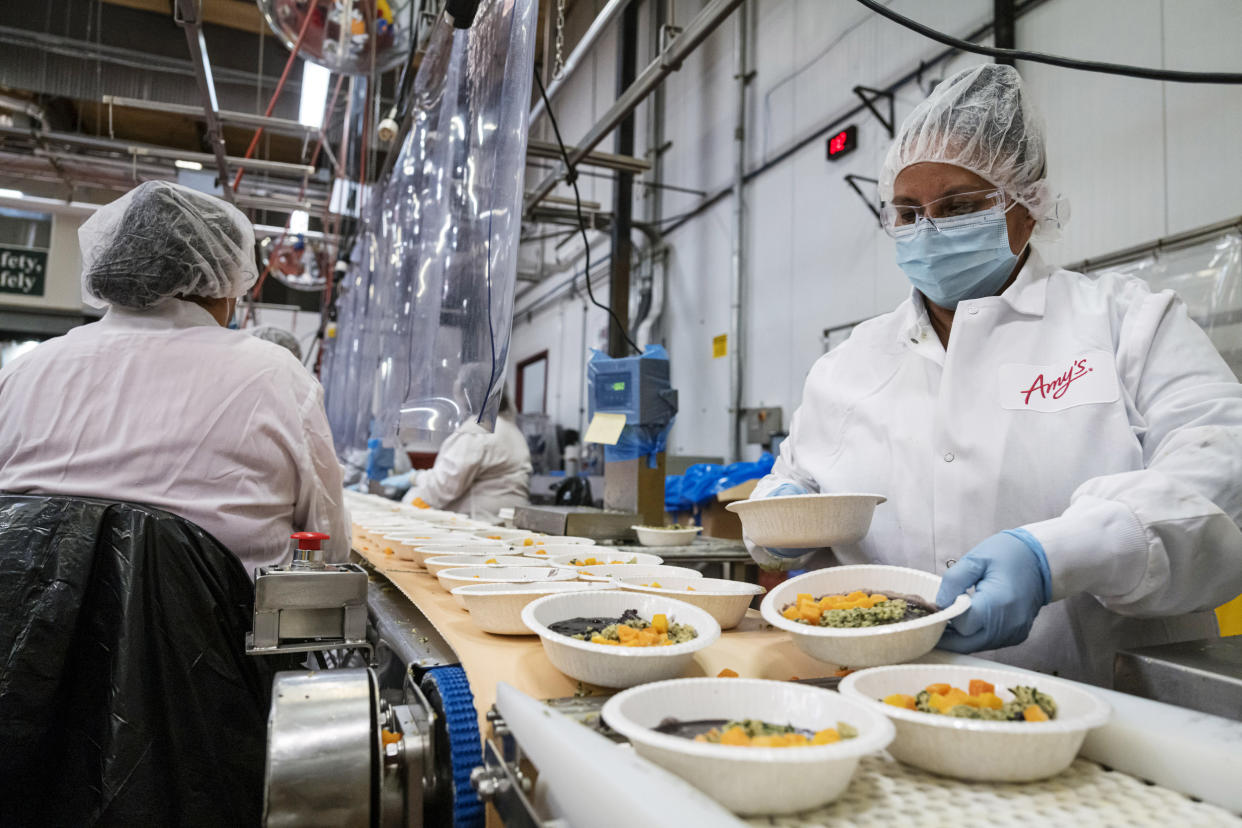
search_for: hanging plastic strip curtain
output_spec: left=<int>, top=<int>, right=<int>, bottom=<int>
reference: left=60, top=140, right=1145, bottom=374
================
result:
left=324, top=0, right=535, bottom=454
left=1086, top=232, right=1242, bottom=380
left=394, top=0, right=537, bottom=447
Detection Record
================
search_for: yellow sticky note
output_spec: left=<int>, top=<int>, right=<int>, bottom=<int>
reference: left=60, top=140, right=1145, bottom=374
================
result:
left=712, top=334, right=728, bottom=359
left=584, top=412, right=627, bottom=445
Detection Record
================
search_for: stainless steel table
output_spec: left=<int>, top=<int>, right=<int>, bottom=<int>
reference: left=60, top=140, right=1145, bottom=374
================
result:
left=600, top=536, right=752, bottom=580
left=1114, top=636, right=1242, bottom=722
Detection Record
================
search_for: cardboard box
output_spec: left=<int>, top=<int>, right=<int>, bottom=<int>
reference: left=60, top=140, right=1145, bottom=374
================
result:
left=668, top=479, right=757, bottom=540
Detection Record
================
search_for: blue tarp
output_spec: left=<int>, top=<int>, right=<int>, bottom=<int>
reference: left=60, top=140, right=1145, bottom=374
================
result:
left=665, top=452, right=775, bottom=513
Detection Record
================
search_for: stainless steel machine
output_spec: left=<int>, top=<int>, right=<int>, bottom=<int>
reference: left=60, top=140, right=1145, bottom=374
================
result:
left=515, top=348, right=678, bottom=539
left=253, top=548, right=489, bottom=828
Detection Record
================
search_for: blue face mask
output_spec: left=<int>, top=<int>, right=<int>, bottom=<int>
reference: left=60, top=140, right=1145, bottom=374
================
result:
left=894, top=211, right=1018, bottom=310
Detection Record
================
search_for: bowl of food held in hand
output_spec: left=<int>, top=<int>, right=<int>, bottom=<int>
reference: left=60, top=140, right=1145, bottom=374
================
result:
left=423, top=554, right=548, bottom=577
left=838, top=664, right=1110, bottom=782
left=632, top=524, right=703, bottom=547
left=575, top=563, right=704, bottom=583
left=451, top=581, right=608, bottom=634
left=521, top=590, right=721, bottom=688
left=602, top=677, right=894, bottom=815
left=613, top=576, right=764, bottom=630
left=548, top=551, right=665, bottom=567
left=760, top=565, right=970, bottom=667
left=726, top=492, right=886, bottom=549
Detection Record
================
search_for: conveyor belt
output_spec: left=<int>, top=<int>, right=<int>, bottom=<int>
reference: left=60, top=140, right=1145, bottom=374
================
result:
left=746, top=755, right=1240, bottom=827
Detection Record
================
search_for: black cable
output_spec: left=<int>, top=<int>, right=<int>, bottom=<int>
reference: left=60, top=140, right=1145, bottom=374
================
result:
left=853, top=0, right=1242, bottom=84
left=532, top=69, right=641, bottom=355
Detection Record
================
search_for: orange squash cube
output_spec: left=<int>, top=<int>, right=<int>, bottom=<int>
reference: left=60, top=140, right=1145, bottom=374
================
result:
left=925, top=683, right=953, bottom=696
left=811, top=729, right=841, bottom=745
left=651, top=613, right=669, bottom=633
left=883, top=693, right=918, bottom=710
left=969, top=679, right=995, bottom=696
left=1023, top=705, right=1050, bottom=722
left=720, top=726, right=750, bottom=746
left=782, top=604, right=801, bottom=621
left=717, top=668, right=739, bottom=678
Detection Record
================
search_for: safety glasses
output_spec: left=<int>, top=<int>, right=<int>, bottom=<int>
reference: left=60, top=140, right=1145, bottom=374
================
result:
left=879, top=188, right=1011, bottom=239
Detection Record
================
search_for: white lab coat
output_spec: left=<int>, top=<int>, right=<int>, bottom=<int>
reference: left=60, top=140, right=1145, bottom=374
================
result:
left=404, top=412, right=532, bottom=523
left=753, top=249, right=1242, bottom=686
left=0, top=300, right=349, bottom=574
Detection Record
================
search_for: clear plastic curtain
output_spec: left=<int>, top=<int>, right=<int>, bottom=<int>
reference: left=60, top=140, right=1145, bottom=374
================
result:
left=396, top=0, right=537, bottom=447
left=323, top=0, right=535, bottom=455
left=1087, top=232, right=1242, bottom=380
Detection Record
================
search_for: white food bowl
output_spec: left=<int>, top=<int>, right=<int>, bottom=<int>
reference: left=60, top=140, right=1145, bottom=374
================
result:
left=631, top=525, right=703, bottom=547
left=838, top=663, right=1110, bottom=782
left=602, top=678, right=894, bottom=816
left=380, top=533, right=461, bottom=562
left=423, top=554, right=546, bottom=577
left=547, top=551, right=665, bottom=567
left=435, top=565, right=578, bottom=595
left=519, top=544, right=603, bottom=559
left=613, top=576, right=764, bottom=630
left=521, top=590, right=720, bottom=689
left=760, top=566, right=970, bottom=668
left=726, top=493, right=886, bottom=549
left=451, top=582, right=608, bottom=634
left=409, top=540, right=508, bottom=568
left=635, top=528, right=705, bottom=546
left=528, top=535, right=597, bottom=546
left=575, top=564, right=704, bottom=583
left=475, top=528, right=544, bottom=544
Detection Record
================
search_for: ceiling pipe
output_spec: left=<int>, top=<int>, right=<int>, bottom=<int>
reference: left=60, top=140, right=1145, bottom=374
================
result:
left=524, top=0, right=746, bottom=214
left=528, top=0, right=630, bottom=127
left=0, top=94, right=46, bottom=129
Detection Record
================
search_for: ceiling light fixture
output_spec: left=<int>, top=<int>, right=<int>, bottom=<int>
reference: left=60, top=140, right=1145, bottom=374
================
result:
left=299, top=61, right=331, bottom=129
left=0, top=188, right=23, bottom=199
left=174, top=159, right=203, bottom=170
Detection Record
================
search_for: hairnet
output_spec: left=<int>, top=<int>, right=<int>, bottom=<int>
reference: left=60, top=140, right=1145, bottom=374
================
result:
left=79, top=181, right=258, bottom=310
left=879, top=64, right=1069, bottom=238
left=249, top=326, right=302, bottom=360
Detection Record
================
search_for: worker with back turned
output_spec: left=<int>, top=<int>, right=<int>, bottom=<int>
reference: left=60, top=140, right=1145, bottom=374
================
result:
left=0, top=180, right=349, bottom=574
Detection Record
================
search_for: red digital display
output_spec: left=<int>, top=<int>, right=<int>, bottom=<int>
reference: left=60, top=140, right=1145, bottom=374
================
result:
left=826, top=124, right=858, bottom=161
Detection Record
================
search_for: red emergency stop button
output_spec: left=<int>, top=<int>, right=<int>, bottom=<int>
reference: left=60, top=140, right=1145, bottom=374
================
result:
left=291, top=531, right=330, bottom=551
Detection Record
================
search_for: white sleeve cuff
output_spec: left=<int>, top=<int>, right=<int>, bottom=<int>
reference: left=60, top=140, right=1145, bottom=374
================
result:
left=1023, top=496, right=1149, bottom=602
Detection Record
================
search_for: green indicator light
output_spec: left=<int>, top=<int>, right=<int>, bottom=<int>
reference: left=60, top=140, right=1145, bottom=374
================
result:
left=611, top=382, right=626, bottom=391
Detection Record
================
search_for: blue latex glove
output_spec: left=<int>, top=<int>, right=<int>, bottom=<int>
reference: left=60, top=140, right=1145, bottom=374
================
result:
left=936, top=529, right=1052, bottom=653
left=766, top=482, right=809, bottom=498
left=380, top=472, right=413, bottom=490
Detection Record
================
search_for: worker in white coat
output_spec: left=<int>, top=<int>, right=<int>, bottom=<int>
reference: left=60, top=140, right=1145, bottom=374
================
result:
left=749, top=64, right=1242, bottom=686
left=0, top=181, right=349, bottom=574
left=390, top=388, right=532, bottom=523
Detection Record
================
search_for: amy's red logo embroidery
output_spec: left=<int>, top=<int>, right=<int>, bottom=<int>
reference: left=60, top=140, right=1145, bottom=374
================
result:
left=1021, top=358, right=1093, bottom=406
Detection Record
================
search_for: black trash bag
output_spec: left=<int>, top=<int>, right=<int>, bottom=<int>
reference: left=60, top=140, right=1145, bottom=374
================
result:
left=0, top=495, right=272, bottom=827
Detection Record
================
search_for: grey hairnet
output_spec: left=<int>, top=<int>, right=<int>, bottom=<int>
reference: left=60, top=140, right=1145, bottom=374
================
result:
left=79, top=181, right=258, bottom=310
left=249, top=326, right=302, bottom=360
left=879, top=64, right=1069, bottom=238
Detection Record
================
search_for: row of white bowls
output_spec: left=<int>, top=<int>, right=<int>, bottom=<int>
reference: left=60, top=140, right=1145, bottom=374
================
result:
left=601, top=667, right=1111, bottom=816
left=344, top=493, right=767, bottom=635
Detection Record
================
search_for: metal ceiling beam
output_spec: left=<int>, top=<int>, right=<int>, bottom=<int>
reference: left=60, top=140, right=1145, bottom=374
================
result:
left=102, top=95, right=321, bottom=139
left=0, top=125, right=314, bottom=178
left=525, top=138, right=650, bottom=175
left=174, top=0, right=234, bottom=202
left=524, top=0, right=745, bottom=214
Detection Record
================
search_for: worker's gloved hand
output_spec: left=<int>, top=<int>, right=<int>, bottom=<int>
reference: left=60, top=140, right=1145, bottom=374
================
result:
left=751, top=481, right=815, bottom=565
left=766, top=482, right=809, bottom=498
left=380, top=472, right=413, bottom=490
left=936, top=529, right=1052, bottom=653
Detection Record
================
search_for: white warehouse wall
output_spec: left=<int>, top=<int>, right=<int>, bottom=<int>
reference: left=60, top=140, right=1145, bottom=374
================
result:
left=509, top=0, right=1242, bottom=459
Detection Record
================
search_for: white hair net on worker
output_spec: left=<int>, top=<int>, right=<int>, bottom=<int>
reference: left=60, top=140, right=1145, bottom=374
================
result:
left=249, top=326, right=303, bottom=361
left=879, top=64, right=1069, bottom=239
left=79, top=180, right=258, bottom=310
